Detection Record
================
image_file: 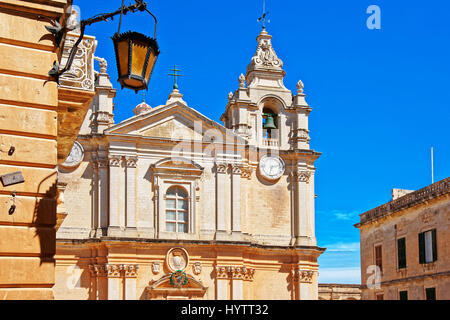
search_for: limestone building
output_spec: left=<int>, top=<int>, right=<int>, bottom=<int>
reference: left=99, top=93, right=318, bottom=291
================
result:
left=54, top=27, right=325, bottom=300
left=318, top=284, right=361, bottom=300
left=0, top=0, right=94, bottom=299
left=355, top=177, right=450, bottom=300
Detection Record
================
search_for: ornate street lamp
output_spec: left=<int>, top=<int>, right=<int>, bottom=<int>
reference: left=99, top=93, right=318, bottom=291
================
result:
left=48, top=0, right=159, bottom=93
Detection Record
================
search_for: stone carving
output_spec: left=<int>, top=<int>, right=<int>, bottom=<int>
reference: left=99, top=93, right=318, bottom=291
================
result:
left=193, top=262, right=202, bottom=275
left=152, top=261, right=161, bottom=274
left=215, top=265, right=255, bottom=281
left=292, top=269, right=314, bottom=283
left=166, top=247, right=189, bottom=272
left=228, top=92, right=234, bottom=100
left=297, top=129, right=310, bottom=141
left=109, top=156, right=121, bottom=167
left=297, top=170, right=311, bottom=183
left=94, top=56, right=107, bottom=73
left=241, top=167, right=253, bottom=179
left=252, top=36, right=283, bottom=69
left=125, top=157, right=138, bottom=168
left=106, top=264, right=124, bottom=278
left=232, top=165, right=242, bottom=175
left=95, top=111, right=111, bottom=125
left=124, top=264, right=139, bottom=277
left=297, top=80, right=304, bottom=94
left=216, top=163, right=228, bottom=174
left=420, top=210, right=435, bottom=225
left=238, top=74, right=246, bottom=88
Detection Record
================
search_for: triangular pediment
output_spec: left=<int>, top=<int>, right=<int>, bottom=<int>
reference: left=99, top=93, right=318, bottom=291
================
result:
left=105, top=103, right=245, bottom=144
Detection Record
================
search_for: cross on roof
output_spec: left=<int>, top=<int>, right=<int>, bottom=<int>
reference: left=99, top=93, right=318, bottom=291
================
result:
left=169, top=65, right=183, bottom=89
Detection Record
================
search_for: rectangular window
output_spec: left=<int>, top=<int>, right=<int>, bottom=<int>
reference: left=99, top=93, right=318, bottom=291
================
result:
left=419, top=229, right=437, bottom=264
left=399, top=290, right=408, bottom=300
left=425, top=287, right=436, bottom=300
left=375, top=245, right=383, bottom=272
left=376, top=293, right=384, bottom=300
left=397, top=238, right=407, bottom=269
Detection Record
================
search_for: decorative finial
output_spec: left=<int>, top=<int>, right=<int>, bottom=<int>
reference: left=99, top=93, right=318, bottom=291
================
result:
left=239, top=74, right=246, bottom=88
left=169, top=65, right=183, bottom=90
left=94, top=56, right=107, bottom=73
left=297, top=80, right=304, bottom=94
left=257, top=0, right=270, bottom=30
left=228, top=92, right=233, bottom=100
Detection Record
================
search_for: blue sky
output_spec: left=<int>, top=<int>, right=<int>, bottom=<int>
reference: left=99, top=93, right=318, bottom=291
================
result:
left=74, top=0, right=450, bottom=284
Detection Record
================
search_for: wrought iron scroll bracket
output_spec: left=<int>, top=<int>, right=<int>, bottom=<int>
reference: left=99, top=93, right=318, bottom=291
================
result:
left=48, top=0, right=157, bottom=84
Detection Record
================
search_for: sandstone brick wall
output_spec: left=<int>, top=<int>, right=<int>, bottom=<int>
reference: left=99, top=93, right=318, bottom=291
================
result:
left=0, top=0, right=69, bottom=299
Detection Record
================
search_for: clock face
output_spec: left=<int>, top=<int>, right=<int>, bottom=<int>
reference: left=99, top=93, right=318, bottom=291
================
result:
left=62, top=141, right=84, bottom=168
left=259, top=155, right=285, bottom=180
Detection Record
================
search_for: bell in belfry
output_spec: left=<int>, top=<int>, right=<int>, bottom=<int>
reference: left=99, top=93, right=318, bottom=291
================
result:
left=263, top=113, right=277, bottom=130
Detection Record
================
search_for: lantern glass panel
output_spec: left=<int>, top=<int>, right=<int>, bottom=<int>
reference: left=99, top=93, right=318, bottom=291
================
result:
left=117, top=40, right=129, bottom=77
left=131, top=41, right=148, bottom=76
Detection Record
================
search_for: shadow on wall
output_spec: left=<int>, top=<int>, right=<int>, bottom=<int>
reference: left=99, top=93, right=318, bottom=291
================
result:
left=33, top=172, right=57, bottom=265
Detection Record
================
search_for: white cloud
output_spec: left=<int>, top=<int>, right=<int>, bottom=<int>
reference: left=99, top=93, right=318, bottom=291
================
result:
left=317, top=209, right=360, bottom=221
left=318, top=267, right=361, bottom=284
left=322, top=242, right=360, bottom=252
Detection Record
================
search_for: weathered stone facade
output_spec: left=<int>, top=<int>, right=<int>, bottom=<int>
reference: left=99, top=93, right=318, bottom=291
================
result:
left=355, top=178, right=450, bottom=300
left=0, top=0, right=94, bottom=299
left=318, top=284, right=361, bottom=300
left=54, top=27, right=325, bottom=300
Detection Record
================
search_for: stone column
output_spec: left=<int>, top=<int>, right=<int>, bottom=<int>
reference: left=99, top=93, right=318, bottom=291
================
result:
left=231, top=166, right=242, bottom=238
left=215, top=163, right=227, bottom=238
left=215, top=266, right=229, bottom=300
left=106, top=264, right=123, bottom=300
left=125, top=157, right=137, bottom=230
left=97, top=159, right=109, bottom=235
left=292, top=269, right=315, bottom=300
left=90, top=160, right=99, bottom=236
left=94, top=264, right=108, bottom=300
left=108, top=156, right=121, bottom=234
left=124, top=265, right=139, bottom=300
left=295, top=170, right=311, bottom=246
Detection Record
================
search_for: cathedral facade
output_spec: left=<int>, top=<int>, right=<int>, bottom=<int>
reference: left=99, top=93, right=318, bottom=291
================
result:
left=54, top=28, right=324, bottom=300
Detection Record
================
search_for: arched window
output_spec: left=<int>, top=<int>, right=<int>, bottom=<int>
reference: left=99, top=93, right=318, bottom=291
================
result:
left=165, top=186, right=189, bottom=233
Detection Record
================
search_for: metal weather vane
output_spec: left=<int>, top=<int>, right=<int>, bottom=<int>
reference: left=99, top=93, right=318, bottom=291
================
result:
left=257, top=0, right=270, bottom=29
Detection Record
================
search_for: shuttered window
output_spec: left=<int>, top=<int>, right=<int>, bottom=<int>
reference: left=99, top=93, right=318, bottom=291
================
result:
left=399, top=290, right=408, bottom=300
left=375, top=245, right=383, bottom=272
left=397, top=238, right=407, bottom=269
left=419, top=229, right=437, bottom=264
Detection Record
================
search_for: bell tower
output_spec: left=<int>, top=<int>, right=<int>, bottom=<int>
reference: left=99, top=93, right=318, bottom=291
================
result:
left=221, top=27, right=312, bottom=151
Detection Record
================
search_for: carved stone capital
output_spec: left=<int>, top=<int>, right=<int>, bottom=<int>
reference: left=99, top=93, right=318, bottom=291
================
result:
left=296, top=170, right=311, bottom=183
left=93, top=264, right=108, bottom=277
left=241, top=167, right=253, bottom=179
left=216, top=163, right=228, bottom=174
left=109, top=156, right=121, bottom=167
left=106, top=264, right=124, bottom=278
left=292, top=269, right=314, bottom=283
left=215, top=266, right=229, bottom=279
left=296, top=128, right=310, bottom=142
left=215, top=265, right=255, bottom=281
left=125, top=157, right=138, bottom=168
left=124, top=264, right=139, bottom=278
left=231, top=165, right=242, bottom=175
left=97, top=159, right=109, bottom=168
